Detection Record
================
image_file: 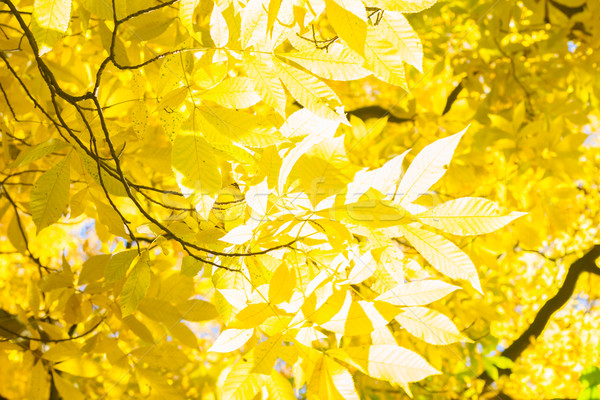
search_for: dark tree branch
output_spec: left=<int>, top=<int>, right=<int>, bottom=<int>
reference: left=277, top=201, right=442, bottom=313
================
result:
left=442, top=80, right=464, bottom=115
left=480, top=244, right=600, bottom=392
left=347, top=106, right=415, bottom=123
left=548, top=0, right=586, bottom=18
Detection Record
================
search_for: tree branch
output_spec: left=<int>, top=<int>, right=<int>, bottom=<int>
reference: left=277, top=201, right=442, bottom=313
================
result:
left=347, top=106, right=415, bottom=123
left=480, top=244, right=600, bottom=391
left=442, top=80, right=464, bottom=115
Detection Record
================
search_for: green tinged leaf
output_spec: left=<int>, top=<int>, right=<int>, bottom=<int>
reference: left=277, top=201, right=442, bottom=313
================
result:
left=120, top=252, right=151, bottom=316
left=30, top=153, right=71, bottom=232
left=78, top=254, right=110, bottom=284
left=10, top=138, right=68, bottom=168
left=104, top=249, right=138, bottom=282
left=77, top=150, right=127, bottom=197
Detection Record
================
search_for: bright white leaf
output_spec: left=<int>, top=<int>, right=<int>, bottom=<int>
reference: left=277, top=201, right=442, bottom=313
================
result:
left=417, top=197, right=527, bottom=235
left=209, top=328, right=254, bottom=353
left=210, top=5, right=229, bottom=47
left=219, top=224, right=255, bottom=245
left=241, top=0, right=268, bottom=48
left=395, top=307, right=471, bottom=345
left=395, top=127, right=468, bottom=206
left=375, top=280, right=460, bottom=306
left=328, top=345, right=440, bottom=384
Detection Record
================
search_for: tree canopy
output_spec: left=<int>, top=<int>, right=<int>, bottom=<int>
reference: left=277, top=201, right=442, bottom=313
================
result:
left=0, top=0, right=599, bottom=399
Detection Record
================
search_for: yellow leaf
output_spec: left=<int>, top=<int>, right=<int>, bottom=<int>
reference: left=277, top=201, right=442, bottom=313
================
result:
left=325, top=0, right=367, bottom=56
left=179, top=0, right=201, bottom=41
left=54, top=358, right=100, bottom=378
left=93, top=199, right=128, bottom=238
left=397, top=224, right=482, bottom=294
left=178, top=299, right=219, bottom=321
left=77, top=150, right=127, bottom=197
left=194, top=105, right=283, bottom=148
left=379, top=11, right=423, bottom=72
left=364, top=28, right=407, bottom=89
left=288, top=137, right=356, bottom=204
left=28, top=361, right=50, bottom=400
left=278, top=131, right=336, bottom=194
left=308, top=355, right=359, bottom=400
left=7, top=211, right=27, bottom=253
left=131, top=101, right=148, bottom=140
left=30, top=153, right=71, bottom=232
left=32, top=0, right=72, bottom=54
left=265, top=370, right=296, bottom=399
left=273, top=57, right=348, bottom=123
left=209, top=328, right=254, bottom=353
left=281, top=43, right=370, bottom=81
left=221, top=357, right=268, bottom=400
left=138, top=297, right=182, bottom=325
left=52, top=370, right=84, bottom=400
left=169, top=322, right=198, bottom=348
left=200, top=77, right=261, bottom=109
left=244, top=53, right=287, bottom=116
left=250, top=333, right=283, bottom=374
left=171, top=131, right=222, bottom=219
left=395, top=307, right=471, bottom=345
left=269, top=263, right=296, bottom=304
left=230, top=302, right=274, bottom=328
left=123, top=315, right=155, bottom=343
left=417, top=197, right=527, bottom=236
left=370, top=0, right=438, bottom=12
left=79, top=254, right=110, bottom=285
left=120, top=251, right=151, bottom=316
